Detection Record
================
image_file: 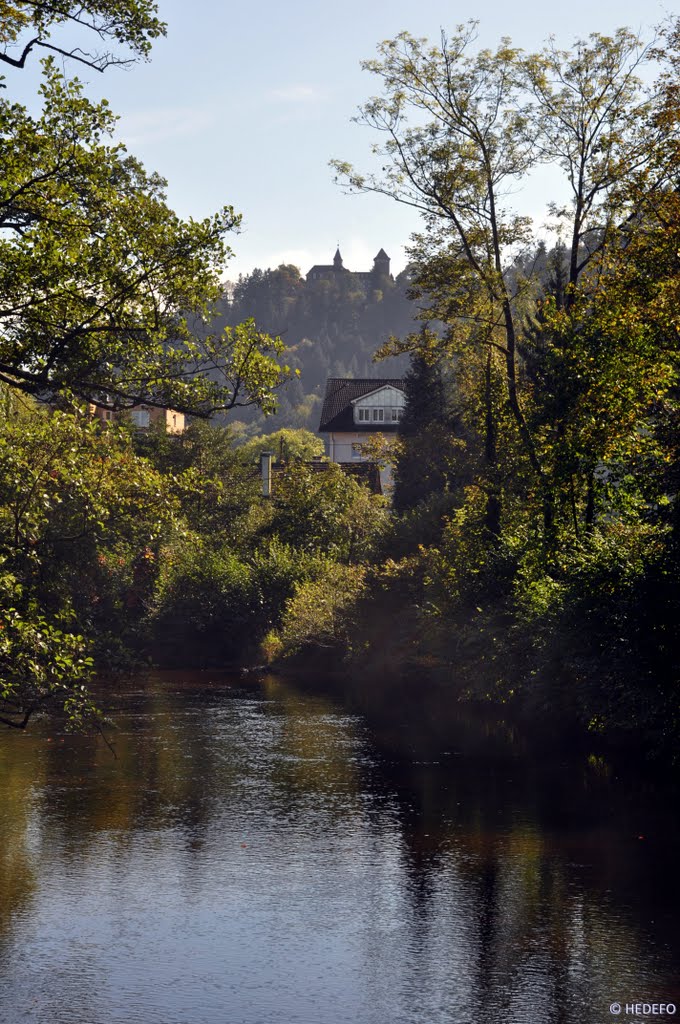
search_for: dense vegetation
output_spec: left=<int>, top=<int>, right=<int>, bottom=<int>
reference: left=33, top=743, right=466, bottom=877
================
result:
left=0, top=1, right=376, bottom=729
left=1, top=6, right=679, bottom=765
left=0, top=403, right=386, bottom=729
left=318, top=22, right=680, bottom=758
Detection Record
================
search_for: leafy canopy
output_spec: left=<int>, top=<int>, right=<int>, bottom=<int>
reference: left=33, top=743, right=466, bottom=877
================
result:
left=0, top=62, right=291, bottom=415
left=0, top=0, right=165, bottom=72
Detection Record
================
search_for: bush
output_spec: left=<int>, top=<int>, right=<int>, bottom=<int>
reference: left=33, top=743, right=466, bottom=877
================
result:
left=149, top=533, right=256, bottom=664
left=263, top=561, right=367, bottom=661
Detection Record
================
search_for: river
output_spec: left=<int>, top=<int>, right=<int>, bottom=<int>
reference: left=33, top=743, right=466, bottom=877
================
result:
left=0, top=671, right=678, bottom=1024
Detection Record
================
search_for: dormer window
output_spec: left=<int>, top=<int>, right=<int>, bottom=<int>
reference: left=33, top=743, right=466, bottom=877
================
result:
left=355, top=406, right=402, bottom=423
left=349, top=383, right=406, bottom=427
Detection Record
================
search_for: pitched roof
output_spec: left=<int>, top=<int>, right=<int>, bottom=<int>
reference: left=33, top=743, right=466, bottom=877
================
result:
left=318, top=377, right=406, bottom=433
left=306, top=264, right=349, bottom=277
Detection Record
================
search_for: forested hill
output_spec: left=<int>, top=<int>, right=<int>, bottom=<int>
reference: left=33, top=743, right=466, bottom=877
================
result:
left=212, top=263, right=416, bottom=433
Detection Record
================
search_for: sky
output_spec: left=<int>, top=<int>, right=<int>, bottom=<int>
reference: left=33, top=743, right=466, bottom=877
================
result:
left=3, top=0, right=671, bottom=280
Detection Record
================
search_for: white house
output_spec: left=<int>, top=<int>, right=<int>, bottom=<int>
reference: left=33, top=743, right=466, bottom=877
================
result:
left=318, top=377, right=406, bottom=490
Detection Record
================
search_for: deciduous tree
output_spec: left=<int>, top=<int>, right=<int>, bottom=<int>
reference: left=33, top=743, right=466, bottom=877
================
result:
left=0, top=64, right=290, bottom=415
left=0, top=0, right=165, bottom=72
left=335, top=23, right=674, bottom=542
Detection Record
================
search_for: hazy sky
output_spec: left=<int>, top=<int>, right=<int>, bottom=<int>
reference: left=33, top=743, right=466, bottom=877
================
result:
left=4, top=0, right=669, bottom=279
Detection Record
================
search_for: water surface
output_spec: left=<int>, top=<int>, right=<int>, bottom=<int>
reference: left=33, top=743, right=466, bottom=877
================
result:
left=0, top=672, right=678, bottom=1023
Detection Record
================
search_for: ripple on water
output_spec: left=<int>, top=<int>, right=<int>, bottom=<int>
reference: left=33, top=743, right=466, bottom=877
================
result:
left=0, top=673, right=678, bottom=1024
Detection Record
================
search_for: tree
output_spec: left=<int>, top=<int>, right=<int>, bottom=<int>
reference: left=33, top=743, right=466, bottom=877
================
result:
left=268, top=462, right=386, bottom=564
left=332, top=26, right=551, bottom=533
left=518, top=24, right=680, bottom=536
left=523, top=29, right=657, bottom=302
left=133, top=418, right=265, bottom=544
left=263, top=561, right=367, bottom=660
left=392, top=352, right=465, bottom=513
left=0, top=64, right=291, bottom=416
left=0, top=0, right=165, bottom=72
left=0, top=409, right=176, bottom=728
left=334, top=24, right=671, bottom=542
left=237, top=427, right=325, bottom=466
left=0, top=590, right=97, bottom=730
left=0, top=1, right=293, bottom=731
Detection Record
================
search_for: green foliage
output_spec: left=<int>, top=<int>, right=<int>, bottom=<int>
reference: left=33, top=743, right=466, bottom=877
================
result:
left=0, top=0, right=166, bottom=71
left=338, top=23, right=674, bottom=543
left=267, top=462, right=387, bottom=563
left=385, top=491, right=461, bottom=558
left=0, top=64, right=290, bottom=416
left=148, top=532, right=256, bottom=665
left=339, top=23, right=680, bottom=758
left=133, top=419, right=264, bottom=542
left=393, top=355, right=466, bottom=512
left=236, top=427, right=325, bottom=465
left=0, top=578, right=97, bottom=731
left=0, top=381, right=40, bottom=420
left=0, top=2, right=397, bottom=729
left=263, top=562, right=367, bottom=661
left=249, top=538, right=323, bottom=630
left=0, top=407, right=177, bottom=723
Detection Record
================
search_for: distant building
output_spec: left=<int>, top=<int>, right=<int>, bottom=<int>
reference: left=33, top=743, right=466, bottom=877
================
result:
left=306, top=247, right=392, bottom=285
left=318, top=376, right=406, bottom=491
left=90, top=403, right=185, bottom=434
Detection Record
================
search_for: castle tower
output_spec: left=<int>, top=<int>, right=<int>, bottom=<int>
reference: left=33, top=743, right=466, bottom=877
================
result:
left=333, top=247, right=344, bottom=269
left=373, top=248, right=390, bottom=277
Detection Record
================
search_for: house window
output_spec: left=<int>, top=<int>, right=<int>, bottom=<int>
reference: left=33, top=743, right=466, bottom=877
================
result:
left=357, top=407, right=370, bottom=422
left=391, top=407, right=404, bottom=422
left=372, top=408, right=384, bottom=422
left=130, top=409, right=150, bottom=428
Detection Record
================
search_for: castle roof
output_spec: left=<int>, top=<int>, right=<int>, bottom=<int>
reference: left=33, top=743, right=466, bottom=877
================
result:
left=306, top=246, right=390, bottom=280
left=318, top=377, right=405, bottom=433
left=306, top=263, right=349, bottom=276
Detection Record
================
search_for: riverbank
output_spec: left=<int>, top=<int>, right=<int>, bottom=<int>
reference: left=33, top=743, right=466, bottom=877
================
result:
left=259, top=583, right=680, bottom=774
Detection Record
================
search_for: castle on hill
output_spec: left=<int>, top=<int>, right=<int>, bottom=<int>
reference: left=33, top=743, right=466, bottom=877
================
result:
left=306, top=247, right=391, bottom=284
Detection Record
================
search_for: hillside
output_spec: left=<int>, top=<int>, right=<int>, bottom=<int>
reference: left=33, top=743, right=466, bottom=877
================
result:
left=211, top=255, right=417, bottom=435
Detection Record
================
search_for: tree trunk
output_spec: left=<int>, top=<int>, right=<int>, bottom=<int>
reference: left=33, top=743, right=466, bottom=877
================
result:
left=585, top=471, right=595, bottom=530
left=483, top=348, right=501, bottom=541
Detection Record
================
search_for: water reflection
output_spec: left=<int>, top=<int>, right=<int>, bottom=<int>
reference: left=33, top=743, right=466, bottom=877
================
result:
left=0, top=671, right=678, bottom=1024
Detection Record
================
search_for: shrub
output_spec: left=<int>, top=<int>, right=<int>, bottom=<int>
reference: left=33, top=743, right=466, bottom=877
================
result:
left=263, top=562, right=367, bottom=661
left=149, top=533, right=256, bottom=664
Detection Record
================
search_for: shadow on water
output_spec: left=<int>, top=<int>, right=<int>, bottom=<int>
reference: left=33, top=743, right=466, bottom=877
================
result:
left=0, top=668, right=678, bottom=1024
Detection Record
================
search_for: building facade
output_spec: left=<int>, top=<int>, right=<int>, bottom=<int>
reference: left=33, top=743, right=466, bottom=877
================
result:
left=318, top=377, right=406, bottom=490
left=306, top=248, right=392, bottom=285
left=90, top=403, right=185, bottom=433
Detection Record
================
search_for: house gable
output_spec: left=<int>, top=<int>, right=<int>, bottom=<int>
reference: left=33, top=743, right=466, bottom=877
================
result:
left=318, top=377, right=406, bottom=434
left=351, top=384, right=405, bottom=425
left=352, top=384, right=404, bottom=405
